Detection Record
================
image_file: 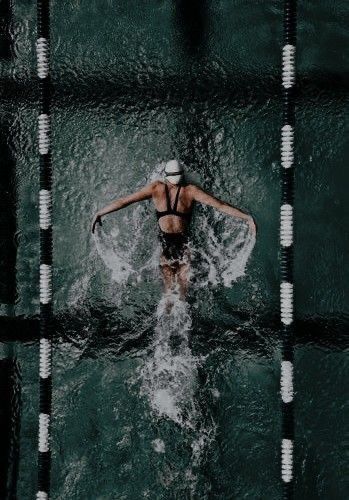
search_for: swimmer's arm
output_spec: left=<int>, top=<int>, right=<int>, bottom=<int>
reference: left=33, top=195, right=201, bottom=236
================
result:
left=191, top=186, right=256, bottom=235
left=91, top=183, right=154, bottom=233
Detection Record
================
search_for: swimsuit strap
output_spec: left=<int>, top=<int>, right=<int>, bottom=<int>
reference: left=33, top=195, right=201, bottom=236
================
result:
left=173, top=185, right=182, bottom=212
left=164, top=183, right=172, bottom=212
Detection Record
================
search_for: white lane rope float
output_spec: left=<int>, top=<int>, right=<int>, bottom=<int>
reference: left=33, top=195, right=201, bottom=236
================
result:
left=36, top=1, right=52, bottom=498
left=280, top=0, right=297, bottom=497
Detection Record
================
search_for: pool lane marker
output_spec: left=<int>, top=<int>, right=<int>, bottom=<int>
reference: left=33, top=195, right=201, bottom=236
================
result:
left=36, top=1, right=53, bottom=499
left=280, top=0, right=297, bottom=496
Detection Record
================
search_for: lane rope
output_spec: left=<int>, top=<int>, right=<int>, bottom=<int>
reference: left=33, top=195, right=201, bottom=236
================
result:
left=36, top=1, right=52, bottom=499
left=280, top=0, right=297, bottom=498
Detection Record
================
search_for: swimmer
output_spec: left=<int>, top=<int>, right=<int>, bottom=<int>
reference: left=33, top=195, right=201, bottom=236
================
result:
left=92, top=159, right=256, bottom=298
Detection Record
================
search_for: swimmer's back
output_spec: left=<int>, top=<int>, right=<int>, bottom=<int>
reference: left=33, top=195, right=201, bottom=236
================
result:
left=152, top=181, right=196, bottom=235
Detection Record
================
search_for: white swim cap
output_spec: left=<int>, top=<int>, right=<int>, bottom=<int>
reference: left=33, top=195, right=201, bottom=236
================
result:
left=165, top=159, right=184, bottom=185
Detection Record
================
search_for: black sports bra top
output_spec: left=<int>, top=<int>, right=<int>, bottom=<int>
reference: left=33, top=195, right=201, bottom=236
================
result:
left=156, top=184, right=192, bottom=222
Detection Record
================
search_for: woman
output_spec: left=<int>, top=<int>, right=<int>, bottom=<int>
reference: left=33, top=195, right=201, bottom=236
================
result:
left=92, top=160, right=256, bottom=297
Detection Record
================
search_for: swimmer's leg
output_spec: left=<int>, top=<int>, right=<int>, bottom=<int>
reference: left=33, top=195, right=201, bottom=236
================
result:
left=177, top=247, right=191, bottom=299
left=160, top=256, right=181, bottom=313
left=160, top=254, right=176, bottom=293
left=178, top=263, right=189, bottom=298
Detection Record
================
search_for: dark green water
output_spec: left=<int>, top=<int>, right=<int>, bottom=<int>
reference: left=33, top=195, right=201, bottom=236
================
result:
left=0, top=1, right=348, bottom=498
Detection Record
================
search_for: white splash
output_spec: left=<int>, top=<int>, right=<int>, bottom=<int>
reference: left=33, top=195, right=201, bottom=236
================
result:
left=93, top=203, right=159, bottom=285
left=140, top=294, right=201, bottom=428
left=152, top=438, right=166, bottom=454
left=94, top=225, right=139, bottom=283
left=192, top=210, right=255, bottom=288
left=94, top=209, right=255, bottom=290
left=139, top=293, right=217, bottom=496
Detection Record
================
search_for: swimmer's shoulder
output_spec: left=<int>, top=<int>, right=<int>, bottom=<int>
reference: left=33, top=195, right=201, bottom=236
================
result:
left=150, top=180, right=164, bottom=195
left=184, top=183, right=201, bottom=199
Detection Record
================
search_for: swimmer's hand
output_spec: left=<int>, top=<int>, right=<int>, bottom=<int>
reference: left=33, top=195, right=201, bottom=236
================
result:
left=91, top=213, right=103, bottom=234
left=247, top=216, right=257, bottom=236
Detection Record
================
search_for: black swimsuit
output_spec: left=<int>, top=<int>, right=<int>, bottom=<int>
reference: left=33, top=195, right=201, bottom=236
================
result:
left=156, top=184, right=192, bottom=262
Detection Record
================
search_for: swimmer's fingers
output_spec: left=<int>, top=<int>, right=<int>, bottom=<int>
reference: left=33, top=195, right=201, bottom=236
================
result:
left=247, top=216, right=257, bottom=236
left=91, top=214, right=102, bottom=234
